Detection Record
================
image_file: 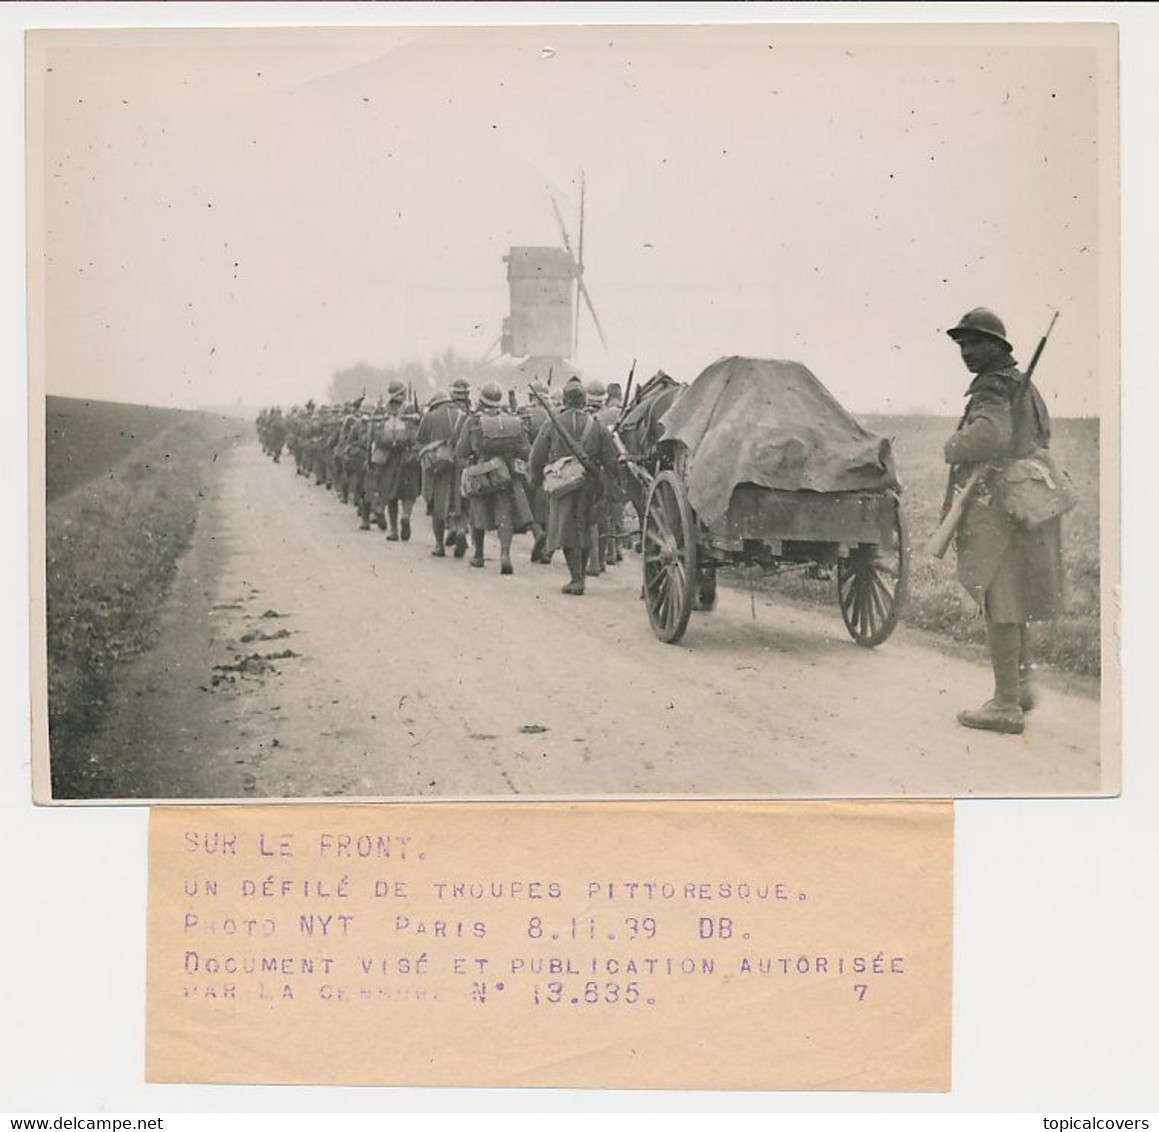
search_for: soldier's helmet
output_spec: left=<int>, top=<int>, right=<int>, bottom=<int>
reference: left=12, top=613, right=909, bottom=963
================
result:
left=606, top=382, right=623, bottom=401
left=946, top=308, right=1012, bottom=352
left=563, top=375, right=587, bottom=409
left=387, top=379, right=407, bottom=402
left=585, top=379, right=606, bottom=409
left=450, top=377, right=472, bottom=397
left=479, top=381, right=504, bottom=409
left=427, top=388, right=451, bottom=410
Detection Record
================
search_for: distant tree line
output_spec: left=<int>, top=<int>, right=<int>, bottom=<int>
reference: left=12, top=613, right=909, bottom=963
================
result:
left=326, top=348, right=502, bottom=406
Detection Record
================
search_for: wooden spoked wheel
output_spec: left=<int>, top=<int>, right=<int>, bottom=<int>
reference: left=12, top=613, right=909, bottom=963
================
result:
left=643, top=471, right=697, bottom=643
left=836, top=493, right=909, bottom=648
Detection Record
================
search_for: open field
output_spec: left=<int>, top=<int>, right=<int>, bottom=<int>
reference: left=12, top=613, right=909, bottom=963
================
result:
left=45, top=396, right=194, bottom=501
left=740, top=415, right=1101, bottom=676
left=45, top=400, right=246, bottom=796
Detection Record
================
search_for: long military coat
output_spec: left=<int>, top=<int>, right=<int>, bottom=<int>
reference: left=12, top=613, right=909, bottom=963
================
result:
left=529, top=407, right=618, bottom=553
left=454, top=409, right=533, bottom=532
left=415, top=401, right=466, bottom=522
left=370, top=407, right=421, bottom=502
left=944, top=363, right=1064, bottom=623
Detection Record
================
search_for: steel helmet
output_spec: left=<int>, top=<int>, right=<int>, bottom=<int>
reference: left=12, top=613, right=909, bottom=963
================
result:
left=427, top=388, right=451, bottom=409
left=479, top=381, right=504, bottom=408
left=450, top=377, right=472, bottom=394
left=387, top=379, right=407, bottom=401
left=946, top=308, right=1012, bottom=351
left=585, top=379, right=606, bottom=407
left=563, top=375, right=587, bottom=409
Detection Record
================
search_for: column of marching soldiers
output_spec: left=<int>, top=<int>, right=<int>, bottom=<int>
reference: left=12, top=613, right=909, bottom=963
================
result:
left=255, top=375, right=627, bottom=596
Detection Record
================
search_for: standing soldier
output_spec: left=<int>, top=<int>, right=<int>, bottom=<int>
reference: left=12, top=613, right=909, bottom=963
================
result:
left=416, top=388, right=467, bottom=557
left=370, top=380, right=421, bottom=542
left=455, top=381, right=532, bottom=575
left=941, top=307, right=1066, bottom=735
left=529, top=375, right=619, bottom=595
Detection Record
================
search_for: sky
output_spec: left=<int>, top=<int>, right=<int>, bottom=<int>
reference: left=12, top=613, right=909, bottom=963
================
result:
left=29, top=22, right=1115, bottom=416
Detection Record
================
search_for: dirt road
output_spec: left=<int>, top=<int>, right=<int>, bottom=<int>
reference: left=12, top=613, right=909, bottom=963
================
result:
left=82, top=440, right=1105, bottom=799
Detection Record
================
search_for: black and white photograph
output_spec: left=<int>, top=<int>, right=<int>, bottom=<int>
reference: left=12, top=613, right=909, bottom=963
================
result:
left=30, top=21, right=1118, bottom=801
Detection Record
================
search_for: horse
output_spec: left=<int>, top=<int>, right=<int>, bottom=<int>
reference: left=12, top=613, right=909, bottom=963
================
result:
left=612, top=370, right=686, bottom=522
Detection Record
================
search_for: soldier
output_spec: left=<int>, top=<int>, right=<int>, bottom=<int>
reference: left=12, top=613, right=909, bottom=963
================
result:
left=584, top=379, right=609, bottom=576
left=332, top=403, right=356, bottom=503
left=416, top=388, right=468, bottom=557
left=450, top=376, right=473, bottom=414
left=443, top=377, right=475, bottom=554
left=595, top=386, right=626, bottom=566
left=454, top=381, right=532, bottom=575
left=529, top=375, right=619, bottom=595
left=344, top=402, right=374, bottom=530
left=519, top=380, right=552, bottom=563
left=942, top=307, right=1065, bottom=735
left=370, top=380, right=421, bottom=541
left=267, top=406, right=287, bottom=463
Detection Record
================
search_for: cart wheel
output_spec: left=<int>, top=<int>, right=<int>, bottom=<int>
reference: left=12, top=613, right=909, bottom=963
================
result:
left=643, top=470, right=697, bottom=643
left=837, top=493, right=909, bottom=647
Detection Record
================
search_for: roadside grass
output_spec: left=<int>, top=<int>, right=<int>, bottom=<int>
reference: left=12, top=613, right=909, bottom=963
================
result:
left=46, top=410, right=242, bottom=797
left=46, top=396, right=191, bottom=501
left=724, top=415, right=1101, bottom=677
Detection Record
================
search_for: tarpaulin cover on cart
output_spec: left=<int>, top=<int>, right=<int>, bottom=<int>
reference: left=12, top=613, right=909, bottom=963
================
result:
left=658, top=356, right=899, bottom=528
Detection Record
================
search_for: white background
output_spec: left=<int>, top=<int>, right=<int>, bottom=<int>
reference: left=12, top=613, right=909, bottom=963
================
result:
left=3, top=2, right=1156, bottom=1116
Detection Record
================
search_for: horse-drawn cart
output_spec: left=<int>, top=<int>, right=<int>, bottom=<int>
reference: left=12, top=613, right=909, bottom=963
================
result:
left=616, top=357, right=908, bottom=646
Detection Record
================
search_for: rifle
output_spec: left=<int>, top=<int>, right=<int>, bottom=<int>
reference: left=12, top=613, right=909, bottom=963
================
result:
left=614, top=358, right=637, bottom=431
left=924, top=309, right=1060, bottom=558
left=529, top=386, right=626, bottom=504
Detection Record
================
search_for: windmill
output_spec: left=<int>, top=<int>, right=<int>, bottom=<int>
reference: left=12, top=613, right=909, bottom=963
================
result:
left=493, top=174, right=608, bottom=386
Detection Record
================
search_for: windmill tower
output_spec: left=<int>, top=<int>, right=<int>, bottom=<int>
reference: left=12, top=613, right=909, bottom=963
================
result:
left=497, top=174, right=607, bottom=387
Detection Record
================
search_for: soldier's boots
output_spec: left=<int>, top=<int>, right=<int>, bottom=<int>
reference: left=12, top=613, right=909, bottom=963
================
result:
left=400, top=516, right=411, bottom=542
left=470, top=530, right=486, bottom=568
left=386, top=501, right=400, bottom=541
left=1019, top=652, right=1037, bottom=711
left=957, top=699, right=1025, bottom=735
left=453, top=532, right=468, bottom=559
left=431, top=520, right=447, bottom=557
left=959, top=620, right=1025, bottom=734
left=500, top=553, right=513, bottom=576
left=561, top=548, right=585, bottom=595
